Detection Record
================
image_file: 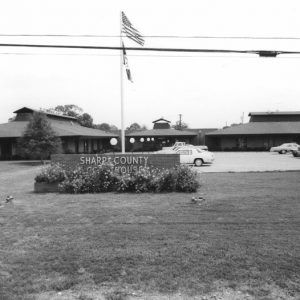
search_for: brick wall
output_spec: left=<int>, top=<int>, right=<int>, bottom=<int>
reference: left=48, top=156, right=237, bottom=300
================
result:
left=51, top=153, right=180, bottom=172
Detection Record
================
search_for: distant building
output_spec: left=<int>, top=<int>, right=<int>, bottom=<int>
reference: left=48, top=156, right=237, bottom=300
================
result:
left=206, top=111, right=300, bottom=151
left=0, top=107, right=118, bottom=160
left=125, top=118, right=216, bottom=151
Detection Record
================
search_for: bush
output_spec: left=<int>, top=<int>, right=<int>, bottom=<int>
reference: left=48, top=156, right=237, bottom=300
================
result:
left=35, top=163, right=200, bottom=193
left=175, top=165, right=200, bottom=192
left=151, top=168, right=176, bottom=192
left=35, top=164, right=66, bottom=183
left=119, top=168, right=153, bottom=193
left=58, top=163, right=118, bottom=194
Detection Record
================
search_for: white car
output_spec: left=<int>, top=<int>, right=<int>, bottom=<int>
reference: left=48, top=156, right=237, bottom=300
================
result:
left=162, top=142, right=187, bottom=152
left=162, top=143, right=208, bottom=152
left=194, top=145, right=208, bottom=151
left=175, top=147, right=214, bottom=166
left=270, top=143, right=300, bottom=154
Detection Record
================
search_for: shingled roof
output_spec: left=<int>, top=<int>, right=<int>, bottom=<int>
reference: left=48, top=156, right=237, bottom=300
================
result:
left=126, top=128, right=198, bottom=137
left=206, top=122, right=300, bottom=136
left=249, top=111, right=300, bottom=116
left=14, top=107, right=78, bottom=121
left=0, top=120, right=118, bottom=138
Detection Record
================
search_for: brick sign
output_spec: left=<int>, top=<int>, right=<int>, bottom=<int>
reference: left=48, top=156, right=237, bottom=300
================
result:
left=51, top=153, right=180, bottom=173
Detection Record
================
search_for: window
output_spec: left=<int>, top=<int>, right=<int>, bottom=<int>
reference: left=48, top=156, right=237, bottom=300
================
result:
left=84, top=140, right=89, bottom=153
left=178, top=150, right=191, bottom=155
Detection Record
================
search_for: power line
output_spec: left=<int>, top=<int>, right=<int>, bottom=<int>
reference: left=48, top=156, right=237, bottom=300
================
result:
left=1, top=33, right=300, bottom=40
left=2, top=52, right=300, bottom=59
left=0, top=43, right=300, bottom=56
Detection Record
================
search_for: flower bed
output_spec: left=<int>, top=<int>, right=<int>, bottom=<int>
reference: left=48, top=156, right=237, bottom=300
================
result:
left=34, top=163, right=200, bottom=193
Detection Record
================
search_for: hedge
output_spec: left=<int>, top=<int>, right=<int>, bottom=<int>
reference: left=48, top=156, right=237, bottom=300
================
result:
left=35, top=163, right=200, bottom=193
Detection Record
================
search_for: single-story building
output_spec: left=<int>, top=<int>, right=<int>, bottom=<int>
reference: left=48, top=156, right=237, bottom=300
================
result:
left=126, top=118, right=199, bottom=151
left=0, top=107, right=118, bottom=160
left=206, top=111, right=300, bottom=151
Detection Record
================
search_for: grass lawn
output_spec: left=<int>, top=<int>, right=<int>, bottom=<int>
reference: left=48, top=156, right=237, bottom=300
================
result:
left=0, top=162, right=299, bottom=299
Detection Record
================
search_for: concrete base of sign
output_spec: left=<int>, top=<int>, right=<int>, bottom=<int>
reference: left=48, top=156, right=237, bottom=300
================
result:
left=34, top=182, right=59, bottom=193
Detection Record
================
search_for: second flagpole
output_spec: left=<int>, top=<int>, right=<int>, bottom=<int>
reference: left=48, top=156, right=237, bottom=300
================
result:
left=120, top=11, right=125, bottom=154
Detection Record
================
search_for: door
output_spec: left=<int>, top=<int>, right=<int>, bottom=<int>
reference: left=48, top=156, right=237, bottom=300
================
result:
left=0, top=141, right=12, bottom=160
left=177, top=149, right=192, bottom=164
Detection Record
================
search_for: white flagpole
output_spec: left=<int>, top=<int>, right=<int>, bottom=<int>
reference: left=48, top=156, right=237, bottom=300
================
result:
left=120, top=11, right=125, bottom=154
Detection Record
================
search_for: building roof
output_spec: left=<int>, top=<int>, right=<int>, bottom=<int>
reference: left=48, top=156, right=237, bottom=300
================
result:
left=206, top=122, right=300, bottom=136
left=14, top=107, right=78, bottom=121
left=126, top=128, right=198, bottom=137
left=248, top=111, right=300, bottom=116
left=0, top=120, right=118, bottom=138
left=152, top=117, right=171, bottom=123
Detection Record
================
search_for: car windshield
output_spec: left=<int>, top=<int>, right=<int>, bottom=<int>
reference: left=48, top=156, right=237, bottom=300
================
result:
left=196, top=149, right=204, bottom=153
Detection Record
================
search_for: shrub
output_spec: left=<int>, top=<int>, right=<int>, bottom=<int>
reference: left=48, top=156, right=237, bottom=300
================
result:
left=35, top=164, right=66, bottom=183
left=152, top=168, right=177, bottom=192
left=91, top=163, right=119, bottom=192
left=58, top=167, right=90, bottom=193
left=175, top=165, right=200, bottom=192
left=35, top=162, right=200, bottom=193
left=58, top=163, right=118, bottom=194
left=124, top=168, right=153, bottom=193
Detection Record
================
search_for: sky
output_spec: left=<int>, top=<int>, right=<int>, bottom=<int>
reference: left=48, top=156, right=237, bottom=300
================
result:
left=0, top=0, right=300, bottom=129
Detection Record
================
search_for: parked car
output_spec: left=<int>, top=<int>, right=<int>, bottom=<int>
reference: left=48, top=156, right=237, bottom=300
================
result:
left=292, top=146, right=300, bottom=157
left=194, top=145, right=208, bottom=151
left=175, top=147, right=214, bottom=166
left=162, top=142, right=208, bottom=152
left=270, top=143, right=300, bottom=154
left=162, top=142, right=187, bottom=152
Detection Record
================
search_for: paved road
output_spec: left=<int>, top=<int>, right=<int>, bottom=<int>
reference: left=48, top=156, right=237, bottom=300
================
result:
left=196, top=152, right=300, bottom=173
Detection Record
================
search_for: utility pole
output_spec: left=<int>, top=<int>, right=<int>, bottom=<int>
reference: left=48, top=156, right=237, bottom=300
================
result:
left=179, top=114, right=182, bottom=130
left=241, top=112, right=245, bottom=124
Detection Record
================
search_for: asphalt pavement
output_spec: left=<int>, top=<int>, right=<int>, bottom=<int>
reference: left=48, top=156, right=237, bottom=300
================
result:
left=196, top=151, right=300, bottom=173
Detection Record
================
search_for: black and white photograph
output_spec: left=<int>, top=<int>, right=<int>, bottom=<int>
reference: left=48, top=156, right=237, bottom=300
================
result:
left=0, top=1, right=299, bottom=299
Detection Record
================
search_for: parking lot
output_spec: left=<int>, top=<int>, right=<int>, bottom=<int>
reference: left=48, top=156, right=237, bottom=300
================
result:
left=197, top=151, right=300, bottom=173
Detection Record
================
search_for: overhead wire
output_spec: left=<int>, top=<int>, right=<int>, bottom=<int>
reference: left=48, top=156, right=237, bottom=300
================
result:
left=1, top=33, right=300, bottom=40
left=1, top=43, right=300, bottom=56
left=1, top=52, right=300, bottom=59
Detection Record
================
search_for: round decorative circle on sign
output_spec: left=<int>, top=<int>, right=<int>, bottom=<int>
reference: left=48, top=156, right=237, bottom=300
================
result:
left=151, top=138, right=155, bottom=141
left=140, top=138, right=144, bottom=142
left=129, top=138, right=135, bottom=143
left=147, top=138, right=150, bottom=141
left=110, top=138, right=118, bottom=146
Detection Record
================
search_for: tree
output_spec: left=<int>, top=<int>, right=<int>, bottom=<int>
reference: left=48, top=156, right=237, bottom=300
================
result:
left=126, top=123, right=148, bottom=131
left=8, top=116, right=16, bottom=122
left=78, top=113, right=93, bottom=128
left=17, top=112, right=62, bottom=162
left=109, top=124, right=119, bottom=131
left=172, top=121, right=188, bottom=130
left=95, top=123, right=111, bottom=131
left=51, top=104, right=83, bottom=118
left=48, top=105, right=94, bottom=128
left=94, top=123, right=119, bottom=131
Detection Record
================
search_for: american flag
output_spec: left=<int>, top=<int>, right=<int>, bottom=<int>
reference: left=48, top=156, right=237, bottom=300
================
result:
left=121, top=11, right=145, bottom=46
